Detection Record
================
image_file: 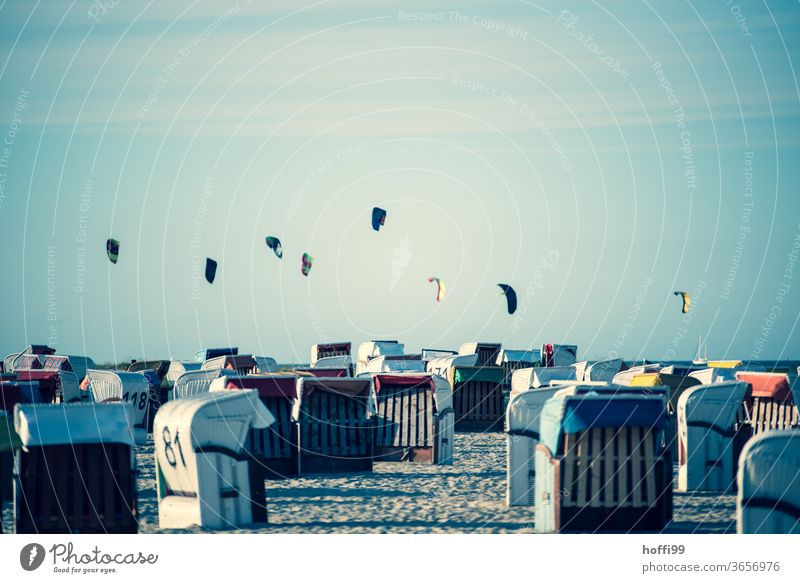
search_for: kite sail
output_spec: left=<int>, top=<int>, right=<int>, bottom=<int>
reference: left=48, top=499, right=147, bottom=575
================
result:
left=372, top=207, right=387, bottom=231
left=674, top=291, right=690, bottom=314
left=301, top=253, right=314, bottom=276
left=205, top=258, right=218, bottom=284
left=427, top=277, right=446, bottom=302
left=106, top=239, right=119, bottom=264
left=265, top=236, right=283, bottom=259
left=498, top=283, right=517, bottom=315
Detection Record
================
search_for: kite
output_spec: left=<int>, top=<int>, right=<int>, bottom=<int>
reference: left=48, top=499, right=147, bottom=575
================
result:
left=265, top=236, right=283, bottom=259
left=372, top=207, right=387, bottom=231
left=674, top=291, right=690, bottom=314
left=205, top=258, right=218, bottom=284
left=497, top=283, right=517, bottom=315
left=106, top=239, right=120, bottom=264
left=301, top=253, right=314, bottom=276
left=427, top=277, right=446, bottom=302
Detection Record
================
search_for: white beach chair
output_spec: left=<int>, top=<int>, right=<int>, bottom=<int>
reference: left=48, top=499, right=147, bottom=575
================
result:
left=154, top=390, right=274, bottom=530
left=677, top=381, right=750, bottom=492
left=355, top=340, right=404, bottom=376
left=310, top=342, right=351, bottom=367
left=164, top=360, right=202, bottom=386
left=85, top=369, right=151, bottom=444
left=458, top=342, right=502, bottom=367
left=505, top=386, right=565, bottom=506
left=584, top=359, right=624, bottom=382
left=737, top=430, right=800, bottom=533
left=172, top=369, right=225, bottom=400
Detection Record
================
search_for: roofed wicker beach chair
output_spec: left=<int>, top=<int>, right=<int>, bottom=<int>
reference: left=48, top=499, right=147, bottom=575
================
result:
left=294, top=377, right=373, bottom=474
left=584, top=358, right=625, bottom=382
left=310, top=342, right=352, bottom=366
left=737, top=430, right=800, bottom=534
left=201, top=354, right=258, bottom=376
left=458, top=342, right=502, bottom=367
left=449, top=364, right=505, bottom=431
left=14, top=403, right=138, bottom=533
left=370, top=373, right=454, bottom=464
left=172, top=369, right=226, bottom=400
left=735, top=371, right=799, bottom=435
left=677, top=381, right=750, bottom=493
left=214, top=374, right=299, bottom=479
left=85, top=369, right=151, bottom=444
left=534, top=391, right=672, bottom=532
left=13, top=355, right=81, bottom=404
left=355, top=340, right=404, bottom=376
left=154, top=390, right=274, bottom=529
left=496, top=349, right=540, bottom=387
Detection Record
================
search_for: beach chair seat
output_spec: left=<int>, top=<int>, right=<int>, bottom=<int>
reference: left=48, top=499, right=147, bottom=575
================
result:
left=154, top=390, right=274, bottom=529
left=371, top=373, right=454, bottom=464
left=737, top=430, right=800, bottom=534
left=458, top=342, right=502, bottom=367
left=85, top=370, right=151, bottom=444
left=736, top=372, right=799, bottom=435
left=535, top=393, right=671, bottom=532
left=13, top=403, right=138, bottom=533
left=294, top=377, right=373, bottom=474
left=450, top=365, right=505, bottom=431
left=215, top=375, right=299, bottom=479
left=677, top=381, right=750, bottom=493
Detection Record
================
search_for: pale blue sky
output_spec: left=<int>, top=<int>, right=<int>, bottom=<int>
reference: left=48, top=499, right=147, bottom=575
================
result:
left=0, top=0, right=798, bottom=363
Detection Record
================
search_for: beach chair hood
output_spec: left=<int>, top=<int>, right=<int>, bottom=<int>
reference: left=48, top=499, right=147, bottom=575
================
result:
left=372, top=373, right=452, bottom=414
left=506, top=386, right=564, bottom=439
left=293, top=377, right=372, bottom=421
left=426, top=353, right=478, bottom=378
left=14, top=403, right=135, bottom=448
left=584, top=358, right=624, bottom=382
left=530, top=366, right=576, bottom=388
left=156, top=390, right=274, bottom=452
left=735, top=372, right=792, bottom=402
left=216, top=374, right=298, bottom=399
left=538, top=394, right=669, bottom=454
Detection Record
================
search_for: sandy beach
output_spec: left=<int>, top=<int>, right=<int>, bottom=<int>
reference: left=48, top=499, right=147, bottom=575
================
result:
left=2, top=432, right=735, bottom=534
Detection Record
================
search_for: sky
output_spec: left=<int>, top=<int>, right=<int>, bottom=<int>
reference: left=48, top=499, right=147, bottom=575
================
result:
left=0, top=0, right=798, bottom=363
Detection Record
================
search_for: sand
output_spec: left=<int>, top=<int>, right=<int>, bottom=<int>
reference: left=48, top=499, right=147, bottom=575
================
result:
left=2, top=432, right=737, bottom=533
